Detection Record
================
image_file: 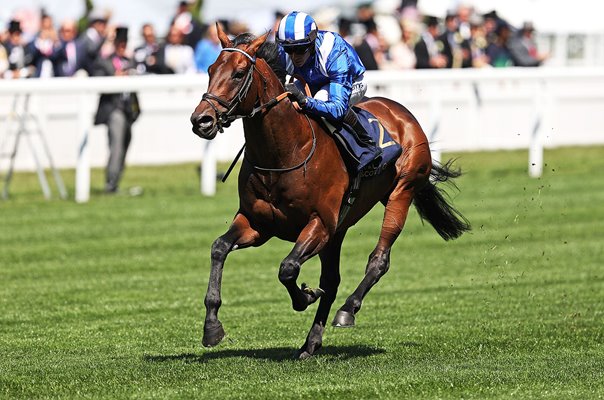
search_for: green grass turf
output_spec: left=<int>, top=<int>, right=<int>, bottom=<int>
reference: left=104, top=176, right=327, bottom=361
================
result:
left=1, top=146, right=603, bottom=399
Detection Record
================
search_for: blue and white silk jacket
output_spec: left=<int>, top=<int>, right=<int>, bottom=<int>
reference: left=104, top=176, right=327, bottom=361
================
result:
left=278, top=31, right=366, bottom=121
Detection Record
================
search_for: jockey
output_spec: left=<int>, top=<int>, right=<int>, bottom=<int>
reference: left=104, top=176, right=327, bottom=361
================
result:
left=275, top=11, right=382, bottom=168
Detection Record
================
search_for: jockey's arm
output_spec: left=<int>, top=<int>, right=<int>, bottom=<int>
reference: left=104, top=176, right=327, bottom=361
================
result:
left=304, top=47, right=353, bottom=121
left=304, top=80, right=350, bottom=121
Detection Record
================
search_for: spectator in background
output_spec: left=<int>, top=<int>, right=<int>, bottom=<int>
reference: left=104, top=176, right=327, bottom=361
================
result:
left=469, top=14, right=490, bottom=68
left=414, top=15, right=447, bottom=69
left=362, top=18, right=388, bottom=69
left=482, top=10, right=499, bottom=45
left=133, top=23, right=159, bottom=74
left=52, top=19, right=86, bottom=76
left=387, top=18, right=417, bottom=70
left=338, top=16, right=378, bottom=71
left=227, top=20, right=250, bottom=37
left=269, top=11, right=286, bottom=42
left=78, top=9, right=108, bottom=75
left=150, top=24, right=196, bottom=74
left=357, top=4, right=386, bottom=68
left=456, top=3, right=473, bottom=41
left=399, top=0, right=418, bottom=12
left=27, top=12, right=58, bottom=78
left=508, top=21, right=548, bottom=67
left=2, top=20, right=34, bottom=79
left=0, top=42, right=8, bottom=76
left=194, top=22, right=221, bottom=74
left=486, top=20, right=514, bottom=67
left=92, top=27, right=141, bottom=194
left=437, top=11, right=472, bottom=68
left=171, top=0, right=203, bottom=48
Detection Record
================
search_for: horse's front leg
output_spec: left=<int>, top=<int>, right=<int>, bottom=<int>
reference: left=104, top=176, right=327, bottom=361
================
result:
left=279, top=217, right=330, bottom=312
left=203, top=212, right=266, bottom=347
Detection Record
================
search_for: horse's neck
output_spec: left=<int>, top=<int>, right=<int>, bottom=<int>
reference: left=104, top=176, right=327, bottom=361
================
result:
left=243, top=74, right=311, bottom=168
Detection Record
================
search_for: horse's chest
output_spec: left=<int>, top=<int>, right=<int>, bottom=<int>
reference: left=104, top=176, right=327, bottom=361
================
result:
left=244, top=177, right=306, bottom=228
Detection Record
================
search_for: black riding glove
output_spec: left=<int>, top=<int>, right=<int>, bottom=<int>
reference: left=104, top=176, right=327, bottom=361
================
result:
left=285, top=83, right=307, bottom=107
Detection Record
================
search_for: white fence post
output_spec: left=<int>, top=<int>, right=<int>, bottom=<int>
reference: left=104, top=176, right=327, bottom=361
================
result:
left=75, top=93, right=92, bottom=203
left=529, top=80, right=548, bottom=178
left=201, top=140, right=216, bottom=196
left=427, top=87, right=442, bottom=166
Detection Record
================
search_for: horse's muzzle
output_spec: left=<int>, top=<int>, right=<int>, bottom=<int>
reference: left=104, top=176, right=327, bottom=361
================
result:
left=190, top=112, right=218, bottom=140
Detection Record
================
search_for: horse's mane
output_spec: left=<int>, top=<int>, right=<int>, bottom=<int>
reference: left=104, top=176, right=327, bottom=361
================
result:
left=232, top=33, right=287, bottom=84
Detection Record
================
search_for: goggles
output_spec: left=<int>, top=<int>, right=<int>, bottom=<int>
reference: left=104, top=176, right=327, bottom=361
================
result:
left=283, top=45, right=312, bottom=55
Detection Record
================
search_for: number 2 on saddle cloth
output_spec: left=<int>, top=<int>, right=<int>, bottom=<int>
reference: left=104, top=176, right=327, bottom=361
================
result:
left=321, top=108, right=402, bottom=178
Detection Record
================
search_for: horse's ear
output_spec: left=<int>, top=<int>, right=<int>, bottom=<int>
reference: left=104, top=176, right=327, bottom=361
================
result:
left=247, top=31, right=270, bottom=56
left=216, top=21, right=232, bottom=48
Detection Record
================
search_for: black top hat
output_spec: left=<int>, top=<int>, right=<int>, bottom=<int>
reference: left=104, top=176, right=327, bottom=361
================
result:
left=114, top=26, right=128, bottom=44
left=483, top=10, right=498, bottom=20
left=8, top=20, right=22, bottom=34
left=424, top=15, right=439, bottom=27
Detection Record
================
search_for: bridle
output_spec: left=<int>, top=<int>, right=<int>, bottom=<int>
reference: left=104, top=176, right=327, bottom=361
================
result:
left=201, top=46, right=316, bottom=180
left=201, top=47, right=259, bottom=132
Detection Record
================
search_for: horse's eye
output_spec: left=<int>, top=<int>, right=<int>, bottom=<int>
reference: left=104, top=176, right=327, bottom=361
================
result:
left=233, top=70, right=245, bottom=80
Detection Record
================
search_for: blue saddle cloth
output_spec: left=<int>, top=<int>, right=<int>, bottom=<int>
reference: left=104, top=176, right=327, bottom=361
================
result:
left=329, top=108, right=402, bottom=176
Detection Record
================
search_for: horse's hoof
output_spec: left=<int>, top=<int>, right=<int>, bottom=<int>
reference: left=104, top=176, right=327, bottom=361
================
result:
left=295, top=342, right=321, bottom=360
left=332, top=310, right=355, bottom=327
left=301, top=283, right=325, bottom=301
left=202, top=322, right=225, bottom=347
left=296, top=350, right=313, bottom=360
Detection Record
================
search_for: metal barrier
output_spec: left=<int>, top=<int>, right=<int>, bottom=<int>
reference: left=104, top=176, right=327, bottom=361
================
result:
left=1, top=68, right=603, bottom=202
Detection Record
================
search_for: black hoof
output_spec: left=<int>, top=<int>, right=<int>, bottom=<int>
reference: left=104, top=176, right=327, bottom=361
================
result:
left=297, top=350, right=313, bottom=360
left=295, top=342, right=322, bottom=360
left=332, top=310, right=355, bottom=327
left=301, top=283, right=325, bottom=303
left=202, top=321, right=225, bottom=347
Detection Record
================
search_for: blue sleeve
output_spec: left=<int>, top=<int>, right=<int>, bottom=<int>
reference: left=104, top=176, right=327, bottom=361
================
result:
left=304, top=81, right=350, bottom=121
left=303, top=46, right=352, bottom=121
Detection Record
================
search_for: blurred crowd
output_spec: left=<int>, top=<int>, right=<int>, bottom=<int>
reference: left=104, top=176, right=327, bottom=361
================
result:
left=0, top=1, right=549, bottom=80
left=329, top=2, right=549, bottom=70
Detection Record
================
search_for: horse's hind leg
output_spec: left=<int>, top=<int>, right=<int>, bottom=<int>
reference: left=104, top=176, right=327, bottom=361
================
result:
left=279, top=217, right=330, bottom=312
left=333, top=185, right=416, bottom=327
left=203, top=213, right=266, bottom=347
left=297, top=230, right=346, bottom=359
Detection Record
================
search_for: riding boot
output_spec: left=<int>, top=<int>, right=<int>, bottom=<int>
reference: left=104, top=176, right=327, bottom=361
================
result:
left=343, top=108, right=382, bottom=167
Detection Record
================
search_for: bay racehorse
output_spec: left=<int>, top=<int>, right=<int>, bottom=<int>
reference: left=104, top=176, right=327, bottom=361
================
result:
left=190, top=25, right=470, bottom=359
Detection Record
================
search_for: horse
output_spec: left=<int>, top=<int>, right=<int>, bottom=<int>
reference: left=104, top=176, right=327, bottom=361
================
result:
left=190, top=25, right=470, bottom=359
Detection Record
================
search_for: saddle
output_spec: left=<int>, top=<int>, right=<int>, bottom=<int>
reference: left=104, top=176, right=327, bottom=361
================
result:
left=320, top=107, right=403, bottom=227
left=321, top=107, right=402, bottom=178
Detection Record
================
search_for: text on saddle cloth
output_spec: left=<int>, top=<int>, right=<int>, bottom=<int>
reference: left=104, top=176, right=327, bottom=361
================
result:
left=324, top=108, right=403, bottom=176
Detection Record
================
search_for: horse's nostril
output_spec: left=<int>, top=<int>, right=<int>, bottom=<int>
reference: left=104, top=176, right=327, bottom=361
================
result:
left=199, top=115, right=215, bottom=128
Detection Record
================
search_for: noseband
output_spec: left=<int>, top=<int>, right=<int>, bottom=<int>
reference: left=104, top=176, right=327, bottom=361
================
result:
left=201, top=48, right=259, bottom=132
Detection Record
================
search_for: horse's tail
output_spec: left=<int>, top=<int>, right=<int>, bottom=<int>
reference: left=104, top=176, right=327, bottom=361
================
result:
left=413, top=159, right=471, bottom=241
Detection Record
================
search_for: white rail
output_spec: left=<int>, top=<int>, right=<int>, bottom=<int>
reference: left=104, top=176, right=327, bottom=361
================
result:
left=1, top=67, right=603, bottom=202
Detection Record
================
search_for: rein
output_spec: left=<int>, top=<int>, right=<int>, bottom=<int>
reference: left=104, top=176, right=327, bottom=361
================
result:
left=212, top=47, right=316, bottom=181
left=244, top=113, right=316, bottom=173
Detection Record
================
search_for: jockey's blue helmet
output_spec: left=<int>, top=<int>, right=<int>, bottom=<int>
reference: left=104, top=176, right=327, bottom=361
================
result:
left=276, top=11, right=318, bottom=48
